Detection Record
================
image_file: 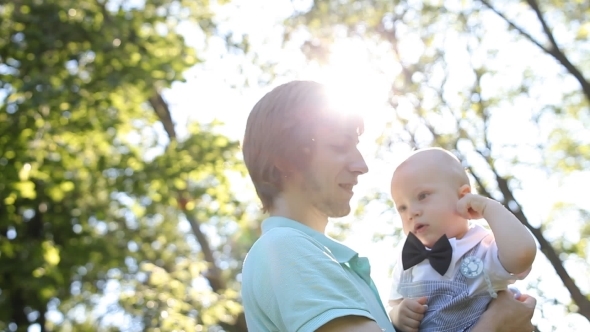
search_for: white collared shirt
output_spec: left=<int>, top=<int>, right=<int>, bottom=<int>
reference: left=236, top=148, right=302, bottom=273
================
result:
left=388, top=223, right=530, bottom=301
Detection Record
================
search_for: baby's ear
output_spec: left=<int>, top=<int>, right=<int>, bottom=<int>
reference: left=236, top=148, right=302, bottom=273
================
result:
left=458, top=184, right=471, bottom=197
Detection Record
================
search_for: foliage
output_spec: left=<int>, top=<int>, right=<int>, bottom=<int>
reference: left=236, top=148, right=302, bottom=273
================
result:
left=0, top=0, right=252, bottom=331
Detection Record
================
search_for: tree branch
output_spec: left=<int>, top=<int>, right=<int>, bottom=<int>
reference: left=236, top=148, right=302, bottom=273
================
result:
left=183, top=209, right=225, bottom=291
left=479, top=0, right=590, bottom=103
left=479, top=0, right=549, bottom=53
left=149, top=90, right=176, bottom=141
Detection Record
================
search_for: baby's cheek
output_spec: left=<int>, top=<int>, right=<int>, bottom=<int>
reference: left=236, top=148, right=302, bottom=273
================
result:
left=401, top=220, right=412, bottom=234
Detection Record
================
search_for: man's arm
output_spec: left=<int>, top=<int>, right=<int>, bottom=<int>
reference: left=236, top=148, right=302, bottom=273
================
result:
left=317, top=315, right=385, bottom=332
left=471, top=290, right=536, bottom=332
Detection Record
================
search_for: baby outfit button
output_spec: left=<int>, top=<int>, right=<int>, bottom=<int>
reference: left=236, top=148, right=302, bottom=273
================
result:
left=460, top=256, right=484, bottom=278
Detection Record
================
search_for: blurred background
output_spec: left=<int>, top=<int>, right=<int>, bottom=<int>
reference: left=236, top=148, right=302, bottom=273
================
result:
left=0, top=0, right=589, bottom=331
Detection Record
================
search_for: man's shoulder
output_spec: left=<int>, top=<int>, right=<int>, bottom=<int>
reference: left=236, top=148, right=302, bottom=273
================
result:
left=244, top=226, right=324, bottom=267
left=253, top=226, right=317, bottom=250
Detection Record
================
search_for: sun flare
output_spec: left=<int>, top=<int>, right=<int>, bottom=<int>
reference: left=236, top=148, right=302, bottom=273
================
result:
left=302, top=38, right=394, bottom=134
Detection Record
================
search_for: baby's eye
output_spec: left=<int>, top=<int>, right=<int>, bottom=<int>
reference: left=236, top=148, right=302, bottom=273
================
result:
left=418, top=192, right=428, bottom=200
left=397, top=206, right=406, bottom=213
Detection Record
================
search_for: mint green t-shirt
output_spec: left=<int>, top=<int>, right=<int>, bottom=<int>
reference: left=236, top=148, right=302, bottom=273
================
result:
left=241, top=216, right=395, bottom=332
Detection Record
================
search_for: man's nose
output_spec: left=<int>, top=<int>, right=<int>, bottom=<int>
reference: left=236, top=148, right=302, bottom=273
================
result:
left=349, top=149, right=369, bottom=174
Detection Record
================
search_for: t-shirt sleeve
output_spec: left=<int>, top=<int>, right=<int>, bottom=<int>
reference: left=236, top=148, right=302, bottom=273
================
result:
left=245, top=228, right=375, bottom=332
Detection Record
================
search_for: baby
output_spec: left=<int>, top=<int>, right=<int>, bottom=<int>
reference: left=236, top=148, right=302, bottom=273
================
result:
left=387, top=148, right=536, bottom=332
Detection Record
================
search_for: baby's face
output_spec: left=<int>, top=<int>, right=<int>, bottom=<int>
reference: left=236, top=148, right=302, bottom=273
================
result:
left=391, top=158, right=469, bottom=248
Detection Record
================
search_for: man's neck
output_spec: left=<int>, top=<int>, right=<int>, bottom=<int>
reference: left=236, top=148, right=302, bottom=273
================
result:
left=270, top=194, right=328, bottom=233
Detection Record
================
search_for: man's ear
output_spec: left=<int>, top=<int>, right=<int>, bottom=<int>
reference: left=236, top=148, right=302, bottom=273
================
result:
left=274, top=157, right=295, bottom=176
left=459, top=184, right=471, bottom=197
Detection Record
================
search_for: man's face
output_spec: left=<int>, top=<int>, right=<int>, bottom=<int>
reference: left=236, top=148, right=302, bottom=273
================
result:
left=391, top=162, right=468, bottom=248
left=297, top=124, right=368, bottom=218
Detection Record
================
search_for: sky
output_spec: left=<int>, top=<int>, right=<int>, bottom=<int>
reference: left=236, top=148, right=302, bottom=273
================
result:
left=152, top=0, right=590, bottom=331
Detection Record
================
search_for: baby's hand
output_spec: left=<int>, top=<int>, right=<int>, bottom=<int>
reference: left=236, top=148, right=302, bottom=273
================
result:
left=390, top=297, right=428, bottom=332
left=456, top=193, right=493, bottom=220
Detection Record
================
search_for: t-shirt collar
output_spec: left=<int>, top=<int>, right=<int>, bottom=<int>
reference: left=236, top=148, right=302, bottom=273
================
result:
left=261, top=216, right=358, bottom=263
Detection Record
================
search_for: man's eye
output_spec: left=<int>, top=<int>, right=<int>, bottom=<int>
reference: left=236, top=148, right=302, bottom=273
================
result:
left=331, top=145, right=347, bottom=152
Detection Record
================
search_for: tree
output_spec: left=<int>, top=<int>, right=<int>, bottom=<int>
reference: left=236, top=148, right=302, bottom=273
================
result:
left=0, top=0, right=252, bottom=330
left=286, top=0, right=590, bottom=330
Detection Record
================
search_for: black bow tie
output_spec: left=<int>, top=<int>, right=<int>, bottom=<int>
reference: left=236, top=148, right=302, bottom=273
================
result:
left=401, top=232, right=453, bottom=276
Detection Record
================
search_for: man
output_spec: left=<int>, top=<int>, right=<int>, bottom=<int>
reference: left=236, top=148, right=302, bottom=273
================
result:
left=240, top=80, right=536, bottom=331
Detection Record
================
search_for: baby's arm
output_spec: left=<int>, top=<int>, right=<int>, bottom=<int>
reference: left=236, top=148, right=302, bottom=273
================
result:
left=388, top=297, right=428, bottom=332
left=456, top=193, right=536, bottom=274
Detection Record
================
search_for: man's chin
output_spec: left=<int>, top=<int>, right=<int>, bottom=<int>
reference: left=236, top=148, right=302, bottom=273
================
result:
left=315, top=201, right=351, bottom=218
left=328, top=206, right=351, bottom=218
